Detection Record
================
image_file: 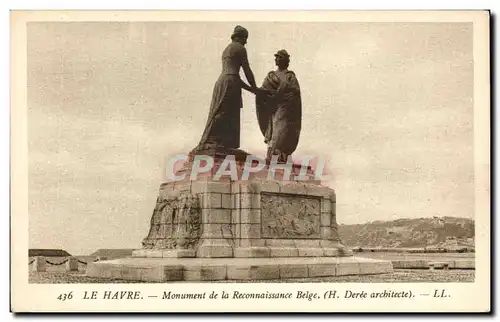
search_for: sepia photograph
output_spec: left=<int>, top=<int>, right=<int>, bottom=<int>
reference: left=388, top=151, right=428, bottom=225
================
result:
left=10, top=9, right=490, bottom=312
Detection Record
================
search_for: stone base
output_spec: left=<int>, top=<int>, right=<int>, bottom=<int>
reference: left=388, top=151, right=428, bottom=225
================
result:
left=141, top=179, right=345, bottom=255
left=132, top=249, right=196, bottom=258
left=86, top=256, right=393, bottom=282
left=132, top=246, right=352, bottom=258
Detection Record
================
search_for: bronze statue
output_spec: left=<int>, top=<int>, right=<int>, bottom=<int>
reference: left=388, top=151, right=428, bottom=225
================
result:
left=195, top=25, right=262, bottom=151
left=256, top=49, right=302, bottom=163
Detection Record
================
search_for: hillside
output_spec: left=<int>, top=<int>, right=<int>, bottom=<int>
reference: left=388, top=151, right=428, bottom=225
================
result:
left=338, top=216, right=475, bottom=248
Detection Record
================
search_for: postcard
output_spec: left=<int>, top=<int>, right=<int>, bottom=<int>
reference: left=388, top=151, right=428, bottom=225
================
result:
left=10, top=10, right=490, bottom=313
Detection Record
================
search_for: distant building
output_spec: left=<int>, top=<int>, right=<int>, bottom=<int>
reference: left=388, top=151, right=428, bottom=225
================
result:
left=90, top=249, right=135, bottom=259
left=29, top=249, right=71, bottom=257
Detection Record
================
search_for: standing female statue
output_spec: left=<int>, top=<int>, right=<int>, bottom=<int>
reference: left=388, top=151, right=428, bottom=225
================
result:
left=256, top=50, right=302, bottom=163
left=195, top=25, right=260, bottom=151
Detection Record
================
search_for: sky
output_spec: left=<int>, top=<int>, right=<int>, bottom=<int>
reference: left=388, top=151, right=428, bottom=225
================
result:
left=27, top=22, right=474, bottom=255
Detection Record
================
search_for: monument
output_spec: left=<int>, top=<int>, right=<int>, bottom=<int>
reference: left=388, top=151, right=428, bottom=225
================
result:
left=87, top=26, right=393, bottom=282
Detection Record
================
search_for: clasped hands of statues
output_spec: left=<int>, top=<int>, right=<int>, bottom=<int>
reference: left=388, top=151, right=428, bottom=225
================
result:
left=251, top=86, right=273, bottom=96
left=248, top=86, right=294, bottom=102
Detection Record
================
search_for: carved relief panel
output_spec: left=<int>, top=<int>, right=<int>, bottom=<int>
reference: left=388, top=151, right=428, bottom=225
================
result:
left=260, top=193, right=321, bottom=239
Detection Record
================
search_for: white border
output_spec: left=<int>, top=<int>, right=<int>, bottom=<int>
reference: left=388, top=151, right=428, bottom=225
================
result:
left=4, top=0, right=497, bottom=320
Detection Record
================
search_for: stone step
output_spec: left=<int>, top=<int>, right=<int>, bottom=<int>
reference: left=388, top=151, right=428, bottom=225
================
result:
left=86, top=256, right=393, bottom=282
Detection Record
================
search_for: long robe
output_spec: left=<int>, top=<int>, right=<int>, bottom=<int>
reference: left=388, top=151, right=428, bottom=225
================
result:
left=196, top=42, right=247, bottom=150
left=256, top=70, right=302, bottom=161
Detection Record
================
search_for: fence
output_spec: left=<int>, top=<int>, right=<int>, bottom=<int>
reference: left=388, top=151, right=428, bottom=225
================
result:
left=29, top=256, right=108, bottom=272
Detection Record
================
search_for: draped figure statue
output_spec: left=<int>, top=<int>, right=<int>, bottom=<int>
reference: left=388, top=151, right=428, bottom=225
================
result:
left=195, top=25, right=261, bottom=151
left=256, top=50, right=302, bottom=163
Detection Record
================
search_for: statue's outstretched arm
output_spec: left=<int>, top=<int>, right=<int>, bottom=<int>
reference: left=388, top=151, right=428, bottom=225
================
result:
left=240, top=79, right=255, bottom=93
left=240, top=47, right=257, bottom=89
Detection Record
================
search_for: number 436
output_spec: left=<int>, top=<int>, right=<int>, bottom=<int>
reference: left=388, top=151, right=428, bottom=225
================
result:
left=57, top=291, right=73, bottom=301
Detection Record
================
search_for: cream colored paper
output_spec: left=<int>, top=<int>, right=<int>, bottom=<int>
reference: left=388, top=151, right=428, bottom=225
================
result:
left=11, top=10, right=490, bottom=313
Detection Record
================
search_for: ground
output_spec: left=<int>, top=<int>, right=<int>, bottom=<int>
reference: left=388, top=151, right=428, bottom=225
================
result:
left=29, top=269, right=474, bottom=284
left=28, top=252, right=475, bottom=283
left=352, top=252, right=474, bottom=260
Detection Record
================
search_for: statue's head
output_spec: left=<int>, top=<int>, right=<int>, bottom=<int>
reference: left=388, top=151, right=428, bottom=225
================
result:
left=231, top=25, right=249, bottom=45
left=274, top=49, right=290, bottom=69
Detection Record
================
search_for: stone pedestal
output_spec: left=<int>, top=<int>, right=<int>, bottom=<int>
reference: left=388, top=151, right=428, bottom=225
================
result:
left=87, top=154, right=393, bottom=281
left=135, top=179, right=351, bottom=259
